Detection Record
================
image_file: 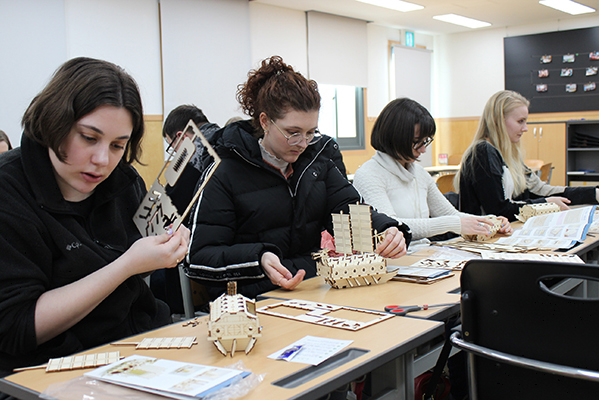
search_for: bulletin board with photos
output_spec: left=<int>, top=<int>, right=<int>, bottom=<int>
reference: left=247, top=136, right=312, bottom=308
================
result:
left=504, top=27, right=599, bottom=113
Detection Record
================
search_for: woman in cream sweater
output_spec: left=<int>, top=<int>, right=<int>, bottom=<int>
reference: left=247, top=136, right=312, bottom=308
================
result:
left=353, top=98, right=511, bottom=242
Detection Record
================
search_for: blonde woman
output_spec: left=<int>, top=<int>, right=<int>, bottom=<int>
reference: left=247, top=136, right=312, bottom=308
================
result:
left=456, top=90, right=598, bottom=221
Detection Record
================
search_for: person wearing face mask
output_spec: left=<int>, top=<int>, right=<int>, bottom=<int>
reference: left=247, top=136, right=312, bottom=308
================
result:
left=455, top=90, right=598, bottom=221
left=0, top=57, right=189, bottom=379
left=186, top=56, right=411, bottom=300
left=353, top=98, right=511, bottom=243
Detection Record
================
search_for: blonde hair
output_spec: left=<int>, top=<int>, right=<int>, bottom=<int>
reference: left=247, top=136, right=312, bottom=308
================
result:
left=456, top=90, right=529, bottom=196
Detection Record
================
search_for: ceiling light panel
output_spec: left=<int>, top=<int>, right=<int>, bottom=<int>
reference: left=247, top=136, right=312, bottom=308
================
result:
left=432, top=14, right=491, bottom=29
left=539, top=0, right=596, bottom=15
left=356, top=0, right=424, bottom=13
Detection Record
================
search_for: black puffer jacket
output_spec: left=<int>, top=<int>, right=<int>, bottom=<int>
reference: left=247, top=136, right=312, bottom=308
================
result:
left=186, top=120, right=411, bottom=299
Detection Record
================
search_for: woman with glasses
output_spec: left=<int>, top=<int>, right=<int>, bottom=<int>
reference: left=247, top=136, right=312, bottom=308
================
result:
left=353, top=98, right=511, bottom=242
left=455, top=90, right=598, bottom=221
left=186, top=56, right=411, bottom=300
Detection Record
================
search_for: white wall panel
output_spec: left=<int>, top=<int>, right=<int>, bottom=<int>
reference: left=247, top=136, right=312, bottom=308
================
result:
left=307, top=11, right=368, bottom=87
left=160, top=0, right=251, bottom=127
left=64, top=0, right=162, bottom=114
left=0, top=0, right=67, bottom=146
left=249, top=3, right=307, bottom=76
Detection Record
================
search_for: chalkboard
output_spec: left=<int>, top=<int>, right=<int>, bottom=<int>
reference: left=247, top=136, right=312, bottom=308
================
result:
left=504, top=27, right=599, bottom=113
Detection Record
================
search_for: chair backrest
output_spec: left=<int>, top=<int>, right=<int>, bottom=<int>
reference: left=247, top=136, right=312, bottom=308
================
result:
left=539, top=162, right=553, bottom=184
left=460, top=260, right=599, bottom=399
left=435, top=173, right=456, bottom=194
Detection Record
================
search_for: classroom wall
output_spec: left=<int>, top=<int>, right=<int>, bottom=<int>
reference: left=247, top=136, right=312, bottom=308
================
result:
left=0, top=1, right=598, bottom=181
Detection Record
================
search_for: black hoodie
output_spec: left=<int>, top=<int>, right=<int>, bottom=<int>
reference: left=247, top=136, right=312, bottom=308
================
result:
left=0, top=135, right=168, bottom=376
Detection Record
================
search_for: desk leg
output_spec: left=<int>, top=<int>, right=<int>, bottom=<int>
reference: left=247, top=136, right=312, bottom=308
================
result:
left=367, top=351, right=414, bottom=399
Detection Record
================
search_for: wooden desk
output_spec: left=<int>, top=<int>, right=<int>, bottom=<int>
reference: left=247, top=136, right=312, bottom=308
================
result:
left=424, top=165, right=460, bottom=176
left=262, top=247, right=461, bottom=322
left=0, top=299, right=442, bottom=400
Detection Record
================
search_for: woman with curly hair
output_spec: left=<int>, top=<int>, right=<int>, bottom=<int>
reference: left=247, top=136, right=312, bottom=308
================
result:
left=186, top=56, right=411, bottom=299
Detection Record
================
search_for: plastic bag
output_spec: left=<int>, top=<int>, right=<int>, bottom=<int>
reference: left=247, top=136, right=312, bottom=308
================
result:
left=40, top=360, right=264, bottom=400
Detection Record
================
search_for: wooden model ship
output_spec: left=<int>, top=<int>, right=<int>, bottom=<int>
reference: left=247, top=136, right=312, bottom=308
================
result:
left=516, top=202, right=560, bottom=223
left=207, top=282, right=261, bottom=357
left=312, top=203, right=397, bottom=289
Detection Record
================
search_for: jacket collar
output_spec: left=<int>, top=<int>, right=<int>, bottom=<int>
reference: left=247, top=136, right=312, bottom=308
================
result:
left=372, top=150, right=415, bottom=183
left=20, top=135, right=138, bottom=212
left=217, top=119, right=334, bottom=174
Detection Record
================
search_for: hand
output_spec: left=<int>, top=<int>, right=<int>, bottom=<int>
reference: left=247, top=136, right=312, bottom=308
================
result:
left=497, top=216, right=513, bottom=234
left=122, top=225, right=190, bottom=275
left=460, top=216, right=496, bottom=236
left=261, top=252, right=305, bottom=290
left=375, top=227, right=407, bottom=259
left=546, top=196, right=571, bottom=210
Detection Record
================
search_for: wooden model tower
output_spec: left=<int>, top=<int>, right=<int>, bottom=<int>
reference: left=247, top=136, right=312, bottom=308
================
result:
left=207, top=282, right=261, bottom=356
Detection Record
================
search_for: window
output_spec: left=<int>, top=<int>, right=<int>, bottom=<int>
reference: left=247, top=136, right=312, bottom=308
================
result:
left=318, top=84, right=365, bottom=150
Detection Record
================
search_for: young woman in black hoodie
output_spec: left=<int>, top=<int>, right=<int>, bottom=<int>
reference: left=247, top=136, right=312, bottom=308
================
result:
left=0, top=57, right=189, bottom=377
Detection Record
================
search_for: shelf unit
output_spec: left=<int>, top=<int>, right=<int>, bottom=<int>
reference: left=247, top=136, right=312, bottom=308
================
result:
left=566, top=120, right=599, bottom=186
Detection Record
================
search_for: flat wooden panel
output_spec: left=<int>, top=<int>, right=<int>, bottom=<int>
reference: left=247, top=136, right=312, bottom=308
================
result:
left=433, top=117, right=479, bottom=161
left=132, top=115, right=164, bottom=189
left=535, top=124, right=566, bottom=187
left=525, top=123, right=566, bottom=186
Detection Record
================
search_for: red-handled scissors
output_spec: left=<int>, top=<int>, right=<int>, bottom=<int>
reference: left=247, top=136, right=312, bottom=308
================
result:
left=385, top=303, right=453, bottom=316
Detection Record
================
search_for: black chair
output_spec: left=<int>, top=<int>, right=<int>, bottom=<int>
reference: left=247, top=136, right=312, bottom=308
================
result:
left=450, top=259, right=599, bottom=399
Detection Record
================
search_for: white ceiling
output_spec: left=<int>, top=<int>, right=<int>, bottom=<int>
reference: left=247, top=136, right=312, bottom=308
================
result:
left=250, top=0, right=599, bottom=35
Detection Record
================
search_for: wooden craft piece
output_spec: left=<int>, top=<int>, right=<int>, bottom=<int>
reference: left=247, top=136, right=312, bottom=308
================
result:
left=256, top=299, right=394, bottom=331
left=463, top=215, right=503, bottom=242
left=516, top=202, right=560, bottom=223
left=312, top=203, right=398, bottom=289
left=133, top=119, right=222, bottom=237
left=111, top=337, right=197, bottom=349
left=433, top=239, right=539, bottom=254
left=14, top=351, right=122, bottom=373
left=207, top=282, right=261, bottom=357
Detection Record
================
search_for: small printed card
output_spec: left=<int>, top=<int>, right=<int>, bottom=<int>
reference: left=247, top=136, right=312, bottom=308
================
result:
left=268, top=336, right=353, bottom=366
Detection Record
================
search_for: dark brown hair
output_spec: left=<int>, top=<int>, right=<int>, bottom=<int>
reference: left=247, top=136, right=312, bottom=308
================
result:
left=0, top=130, right=12, bottom=150
left=21, top=57, right=144, bottom=164
left=371, top=98, right=436, bottom=162
left=236, top=55, right=321, bottom=135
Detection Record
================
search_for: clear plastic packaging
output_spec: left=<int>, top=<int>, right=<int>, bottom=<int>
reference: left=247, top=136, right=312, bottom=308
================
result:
left=40, top=360, right=264, bottom=400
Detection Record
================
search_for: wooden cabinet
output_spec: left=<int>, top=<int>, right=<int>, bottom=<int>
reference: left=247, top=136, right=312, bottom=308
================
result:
left=523, top=123, right=566, bottom=186
left=566, top=120, right=599, bottom=187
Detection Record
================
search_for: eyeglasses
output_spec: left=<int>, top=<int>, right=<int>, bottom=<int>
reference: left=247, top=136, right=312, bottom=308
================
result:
left=413, top=136, right=434, bottom=150
left=270, top=119, right=321, bottom=146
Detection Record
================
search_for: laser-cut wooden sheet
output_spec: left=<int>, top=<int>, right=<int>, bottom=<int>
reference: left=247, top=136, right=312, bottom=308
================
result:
left=257, top=299, right=393, bottom=331
left=111, top=337, right=197, bottom=350
left=133, top=120, right=221, bottom=237
left=14, top=351, right=122, bottom=373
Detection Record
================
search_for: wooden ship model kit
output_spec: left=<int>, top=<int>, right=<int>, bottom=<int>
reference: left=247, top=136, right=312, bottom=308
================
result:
left=207, top=282, right=261, bottom=357
left=312, top=203, right=398, bottom=289
left=516, top=202, right=560, bottom=223
left=133, top=119, right=221, bottom=237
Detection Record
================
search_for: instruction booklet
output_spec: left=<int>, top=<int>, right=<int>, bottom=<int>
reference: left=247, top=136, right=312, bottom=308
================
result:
left=84, top=355, right=250, bottom=399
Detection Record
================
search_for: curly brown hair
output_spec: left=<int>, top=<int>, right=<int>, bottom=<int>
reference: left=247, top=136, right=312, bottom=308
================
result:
left=236, top=56, right=321, bottom=135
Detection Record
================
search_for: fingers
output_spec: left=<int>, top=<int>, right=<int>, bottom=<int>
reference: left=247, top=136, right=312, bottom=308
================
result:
left=261, top=252, right=304, bottom=290
left=375, top=227, right=407, bottom=259
left=278, top=269, right=306, bottom=290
